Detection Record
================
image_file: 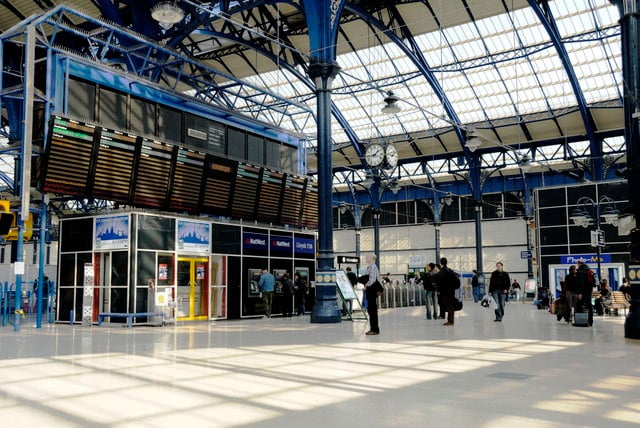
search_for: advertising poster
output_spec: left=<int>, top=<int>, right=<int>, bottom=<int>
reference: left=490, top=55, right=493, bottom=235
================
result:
left=95, top=215, right=129, bottom=250
left=177, top=220, right=210, bottom=253
left=158, top=264, right=168, bottom=281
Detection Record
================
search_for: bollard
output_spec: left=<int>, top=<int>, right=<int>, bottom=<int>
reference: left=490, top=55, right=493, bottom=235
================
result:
left=70, top=310, right=74, bottom=325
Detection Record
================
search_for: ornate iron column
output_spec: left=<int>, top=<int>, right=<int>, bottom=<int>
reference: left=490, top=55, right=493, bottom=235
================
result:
left=611, top=0, right=640, bottom=338
left=304, top=0, right=346, bottom=323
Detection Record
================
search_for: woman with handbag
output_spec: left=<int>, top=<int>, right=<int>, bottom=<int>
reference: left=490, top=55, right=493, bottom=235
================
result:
left=365, top=253, right=382, bottom=336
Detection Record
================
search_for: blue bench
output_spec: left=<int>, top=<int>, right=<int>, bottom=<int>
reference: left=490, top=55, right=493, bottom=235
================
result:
left=98, top=312, right=158, bottom=327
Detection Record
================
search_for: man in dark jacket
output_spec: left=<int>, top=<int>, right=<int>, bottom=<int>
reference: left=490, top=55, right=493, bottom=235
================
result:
left=435, top=257, right=458, bottom=326
left=489, top=261, right=510, bottom=322
left=575, top=260, right=594, bottom=325
left=421, top=263, right=438, bottom=319
left=563, top=265, right=578, bottom=323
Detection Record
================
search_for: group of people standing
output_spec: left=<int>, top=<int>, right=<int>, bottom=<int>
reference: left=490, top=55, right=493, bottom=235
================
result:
left=419, top=257, right=461, bottom=326
left=560, top=260, right=596, bottom=325
left=258, top=269, right=307, bottom=318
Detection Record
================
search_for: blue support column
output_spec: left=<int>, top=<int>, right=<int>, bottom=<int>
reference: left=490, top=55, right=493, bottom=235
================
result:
left=610, top=0, right=640, bottom=338
left=303, top=0, right=346, bottom=323
left=309, top=61, right=342, bottom=323
left=470, top=155, right=484, bottom=276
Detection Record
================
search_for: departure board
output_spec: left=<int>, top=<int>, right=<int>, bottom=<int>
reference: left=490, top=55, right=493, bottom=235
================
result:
left=257, top=170, right=284, bottom=223
left=92, top=129, right=137, bottom=201
left=132, top=138, right=174, bottom=208
left=42, top=117, right=96, bottom=194
left=201, top=155, right=236, bottom=215
left=42, top=115, right=316, bottom=228
left=169, top=148, right=206, bottom=211
left=300, top=179, right=318, bottom=228
left=231, top=164, right=261, bottom=219
left=281, top=175, right=305, bottom=226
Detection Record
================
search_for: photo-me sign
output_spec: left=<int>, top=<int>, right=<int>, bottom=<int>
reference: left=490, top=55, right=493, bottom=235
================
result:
left=561, top=254, right=612, bottom=264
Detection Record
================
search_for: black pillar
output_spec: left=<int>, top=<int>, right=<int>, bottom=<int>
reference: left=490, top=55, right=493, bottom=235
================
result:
left=612, top=0, right=640, bottom=338
left=309, top=61, right=341, bottom=323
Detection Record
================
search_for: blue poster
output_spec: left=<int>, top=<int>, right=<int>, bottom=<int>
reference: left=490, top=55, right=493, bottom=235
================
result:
left=243, top=232, right=268, bottom=252
left=177, top=220, right=210, bottom=253
left=561, top=254, right=611, bottom=264
left=95, top=215, right=129, bottom=250
left=294, top=237, right=315, bottom=254
left=270, top=235, right=293, bottom=256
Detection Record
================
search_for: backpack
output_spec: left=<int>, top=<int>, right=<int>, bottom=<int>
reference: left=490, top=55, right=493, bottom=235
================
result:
left=442, top=267, right=460, bottom=290
left=586, top=269, right=596, bottom=287
left=421, top=272, right=434, bottom=291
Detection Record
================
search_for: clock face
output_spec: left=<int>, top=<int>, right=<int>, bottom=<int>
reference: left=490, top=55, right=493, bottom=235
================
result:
left=385, top=145, right=398, bottom=167
left=365, top=144, right=384, bottom=167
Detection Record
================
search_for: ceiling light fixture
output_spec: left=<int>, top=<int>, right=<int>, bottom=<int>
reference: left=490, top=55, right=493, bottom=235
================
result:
left=519, top=154, right=532, bottom=173
left=465, top=130, right=482, bottom=152
left=381, top=91, right=401, bottom=115
left=151, top=1, right=185, bottom=30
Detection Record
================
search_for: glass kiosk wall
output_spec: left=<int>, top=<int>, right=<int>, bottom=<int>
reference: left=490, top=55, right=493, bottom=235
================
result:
left=57, top=212, right=316, bottom=323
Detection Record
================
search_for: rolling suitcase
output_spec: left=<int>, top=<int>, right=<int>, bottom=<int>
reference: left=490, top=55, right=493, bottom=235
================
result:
left=573, top=311, right=589, bottom=326
left=572, top=298, right=591, bottom=327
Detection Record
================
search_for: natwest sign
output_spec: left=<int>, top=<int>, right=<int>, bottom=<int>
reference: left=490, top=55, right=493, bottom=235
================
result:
left=270, top=236, right=293, bottom=255
left=243, top=232, right=268, bottom=251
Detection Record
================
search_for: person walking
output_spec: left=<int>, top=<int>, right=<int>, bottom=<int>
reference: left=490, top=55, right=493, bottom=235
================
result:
left=435, top=257, right=459, bottom=326
left=563, top=265, right=578, bottom=323
left=258, top=269, right=276, bottom=318
left=471, top=270, right=480, bottom=302
left=281, top=272, right=294, bottom=317
left=421, top=263, right=439, bottom=319
left=293, top=272, right=307, bottom=316
left=489, top=261, right=510, bottom=322
left=511, top=278, right=521, bottom=303
left=575, top=260, right=595, bottom=325
left=364, top=253, right=381, bottom=336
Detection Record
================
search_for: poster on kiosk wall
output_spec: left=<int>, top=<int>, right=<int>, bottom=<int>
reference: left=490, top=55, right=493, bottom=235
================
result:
left=95, top=215, right=129, bottom=250
left=177, top=220, right=211, bottom=254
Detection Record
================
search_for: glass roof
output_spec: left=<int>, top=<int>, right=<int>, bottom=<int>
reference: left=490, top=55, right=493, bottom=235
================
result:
left=242, top=0, right=621, bottom=155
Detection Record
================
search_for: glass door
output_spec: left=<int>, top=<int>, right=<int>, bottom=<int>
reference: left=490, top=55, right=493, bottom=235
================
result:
left=177, top=257, right=209, bottom=320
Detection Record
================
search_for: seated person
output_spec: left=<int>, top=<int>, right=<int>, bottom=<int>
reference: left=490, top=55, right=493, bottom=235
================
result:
left=594, top=279, right=613, bottom=315
left=620, top=277, right=631, bottom=301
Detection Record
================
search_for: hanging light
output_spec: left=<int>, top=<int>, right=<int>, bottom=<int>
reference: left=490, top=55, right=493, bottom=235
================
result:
left=569, top=207, right=591, bottom=228
left=519, top=154, right=532, bottom=173
left=151, top=1, right=185, bottom=30
left=465, top=130, right=482, bottom=152
left=600, top=205, right=620, bottom=226
left=381, top=91, right=401, bottom=115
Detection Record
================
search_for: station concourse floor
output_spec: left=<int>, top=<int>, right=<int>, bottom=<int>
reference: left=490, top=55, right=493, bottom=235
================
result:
left=1, top=301, right=639, bottom=428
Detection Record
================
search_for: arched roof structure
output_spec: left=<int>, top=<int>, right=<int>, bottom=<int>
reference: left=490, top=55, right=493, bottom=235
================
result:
left=0, top=1, right=626, bottom=198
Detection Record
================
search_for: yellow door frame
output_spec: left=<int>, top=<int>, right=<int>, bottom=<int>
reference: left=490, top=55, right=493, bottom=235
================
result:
left=177, top=256, right=209, bottom=320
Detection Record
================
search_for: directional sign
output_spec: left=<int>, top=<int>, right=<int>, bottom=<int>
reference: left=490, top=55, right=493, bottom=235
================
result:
left=337, top=256, right=360, bottom=264
left=520, top=250, right=532, bottom=259
left=590, top=229, right=605, bottom=247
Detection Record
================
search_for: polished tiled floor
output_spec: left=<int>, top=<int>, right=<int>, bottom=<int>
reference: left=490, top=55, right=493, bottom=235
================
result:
left=1, top=301, right=639, bottom=427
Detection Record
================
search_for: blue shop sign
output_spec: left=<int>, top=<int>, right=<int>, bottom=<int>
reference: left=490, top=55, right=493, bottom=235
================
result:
left=561, top=254, right=611, bottom=264
left=270, top=235, right=293, bottom=255
left=243, top=232, right=268, bottom=251
left=294, top=237, right=315, bottom=254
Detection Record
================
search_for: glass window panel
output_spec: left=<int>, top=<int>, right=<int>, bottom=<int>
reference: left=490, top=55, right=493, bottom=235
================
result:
left=540, top=227, right=568, bottom=246
left=111, top=251, right=128, bottom=286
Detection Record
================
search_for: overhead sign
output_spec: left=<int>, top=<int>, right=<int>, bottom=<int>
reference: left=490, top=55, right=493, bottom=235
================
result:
left=243, top=232, right=268, bottom=251
left=337, top=256, right=359, bottom=264
left=294, top=236, right=315, bottom=254
left=590, top=229, right=605, bottom=247
left=561, top=254, right=611, bottom=264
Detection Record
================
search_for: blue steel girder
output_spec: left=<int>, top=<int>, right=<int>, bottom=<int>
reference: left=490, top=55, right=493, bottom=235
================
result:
left=344, top=3, right=472, bottom=164
left=0, top=5, right=314, bottom=125
left=528, top=0, right=603, bottom=180
left=183, top=27, right=365, bottom=160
